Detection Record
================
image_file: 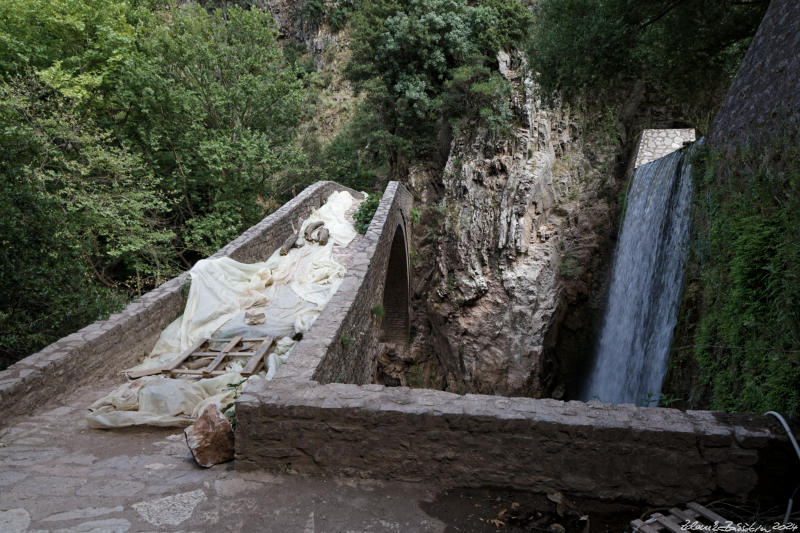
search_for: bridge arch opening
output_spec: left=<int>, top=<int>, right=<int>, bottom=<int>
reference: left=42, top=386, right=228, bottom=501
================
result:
left=380, top=224, right=409, bottom=344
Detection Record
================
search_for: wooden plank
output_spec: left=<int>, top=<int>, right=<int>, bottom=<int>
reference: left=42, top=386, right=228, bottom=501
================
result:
left=241, top=338, right=273, bottom=376
left=129, top=338, right=208, bottom=379
left=163, top=338, right=208, bottom=373
left=205, top=336, right=242, bottom=376
left=686, top=503, right=729, bottom=524
left=653, top=513, right=685, bottom=533
left=630, top=519, right=661, bottom=533
left=241, top=337, right=274, bottom=376
left=128, top=336, right=276, bottom=380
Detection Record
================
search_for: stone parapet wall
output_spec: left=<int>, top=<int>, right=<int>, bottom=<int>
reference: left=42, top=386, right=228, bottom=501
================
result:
left=237, top=381, right=784, bottom=506
left=269, top=182, right=412, bottom=386
left=0, top=181, right=353, bottom=428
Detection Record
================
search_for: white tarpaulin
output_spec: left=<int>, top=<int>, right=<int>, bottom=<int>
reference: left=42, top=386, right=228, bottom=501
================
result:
left=87, top=190, right=359, bottom=428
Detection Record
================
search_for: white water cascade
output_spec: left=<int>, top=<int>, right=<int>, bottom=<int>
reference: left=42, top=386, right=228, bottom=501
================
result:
left=583, top=145, right=695, bottom=405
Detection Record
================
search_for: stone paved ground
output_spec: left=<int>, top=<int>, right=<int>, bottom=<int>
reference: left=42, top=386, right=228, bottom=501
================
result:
left=0, top=381, right=446, bottom=533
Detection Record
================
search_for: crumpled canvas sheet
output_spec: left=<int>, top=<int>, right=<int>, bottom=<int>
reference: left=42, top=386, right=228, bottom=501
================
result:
left=87, top=190, right=358, bottom=428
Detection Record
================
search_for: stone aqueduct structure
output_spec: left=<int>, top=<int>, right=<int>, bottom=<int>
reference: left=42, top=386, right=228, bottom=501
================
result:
left=0, top=178, right=795, bottom=506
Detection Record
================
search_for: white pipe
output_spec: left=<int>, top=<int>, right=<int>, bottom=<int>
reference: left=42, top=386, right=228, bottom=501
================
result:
left=765, top=411, right=800, bottom=524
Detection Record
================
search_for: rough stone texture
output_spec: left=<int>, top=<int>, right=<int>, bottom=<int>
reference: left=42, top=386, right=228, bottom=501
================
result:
left=237, top=381, right=788, bottom=506
left=709, top=0, right=800, bottom=150
left=269, top=181, right=413, bottom=386
left=0, top=181, right=356, bottom=429
left=632, top=129, right=696, bottom=169
left=184, top=405, right=235, bottom=468
left=419, top=52, right=614, bottom=396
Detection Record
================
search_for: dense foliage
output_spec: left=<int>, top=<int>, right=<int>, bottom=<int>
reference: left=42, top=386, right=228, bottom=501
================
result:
left=0, top=1, right=306, bottom=366
left=528, top=0, right=769, bottom=120
left=676, top=125, right=800, bottom=416
left=306, top=104, right=390, bottom=193
left=353, top=193, right=380, bottom=234
left=119, top=5, right=305, bottom=257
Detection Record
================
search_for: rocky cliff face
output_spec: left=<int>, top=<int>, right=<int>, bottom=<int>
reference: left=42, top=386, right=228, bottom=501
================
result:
left=406, top=52, right=618, bottom=397
left=258, top=0, right=346, bottom=67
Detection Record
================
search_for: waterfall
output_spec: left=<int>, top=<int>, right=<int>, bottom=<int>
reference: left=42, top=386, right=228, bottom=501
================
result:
left=582, top=145, right=695, bottom=405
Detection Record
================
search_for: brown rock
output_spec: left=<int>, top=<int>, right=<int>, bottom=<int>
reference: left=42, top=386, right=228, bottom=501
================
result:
left=184, top=404, right=234, bottom=468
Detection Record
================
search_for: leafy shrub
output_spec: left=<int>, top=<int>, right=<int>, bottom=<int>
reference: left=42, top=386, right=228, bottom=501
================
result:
left=0, top=173, right=126, bottom=367
left=299, top=0, right=326, bottom=26
left=371, top=304, right=385, bottom=323
left=443, top=62, right=514, bottom=139
left=353, top=194, right=381, bottom=234
left=315, top=104, right=389, bottom=191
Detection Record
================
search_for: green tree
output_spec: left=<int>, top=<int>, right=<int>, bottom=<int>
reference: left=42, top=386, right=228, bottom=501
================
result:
left=0, top=2, right=309, bottom=367
left=118, top=5, right=306, bottom=257
left=0, top=73, right=168, bottom=366
left=1, top=78, right=174, bottom=282
left=0, top=173, right=128, bottom=368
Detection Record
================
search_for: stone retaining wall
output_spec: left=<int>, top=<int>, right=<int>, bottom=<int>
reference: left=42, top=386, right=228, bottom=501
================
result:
left=0, top=181, right=355, bottom=428
left=710, top=0, right=800, bottom=150
left=632, top=129, right=696, bottom=169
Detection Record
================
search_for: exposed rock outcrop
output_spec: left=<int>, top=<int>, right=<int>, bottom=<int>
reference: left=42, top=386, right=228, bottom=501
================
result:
left=410, top=52, right=617, bottom=397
